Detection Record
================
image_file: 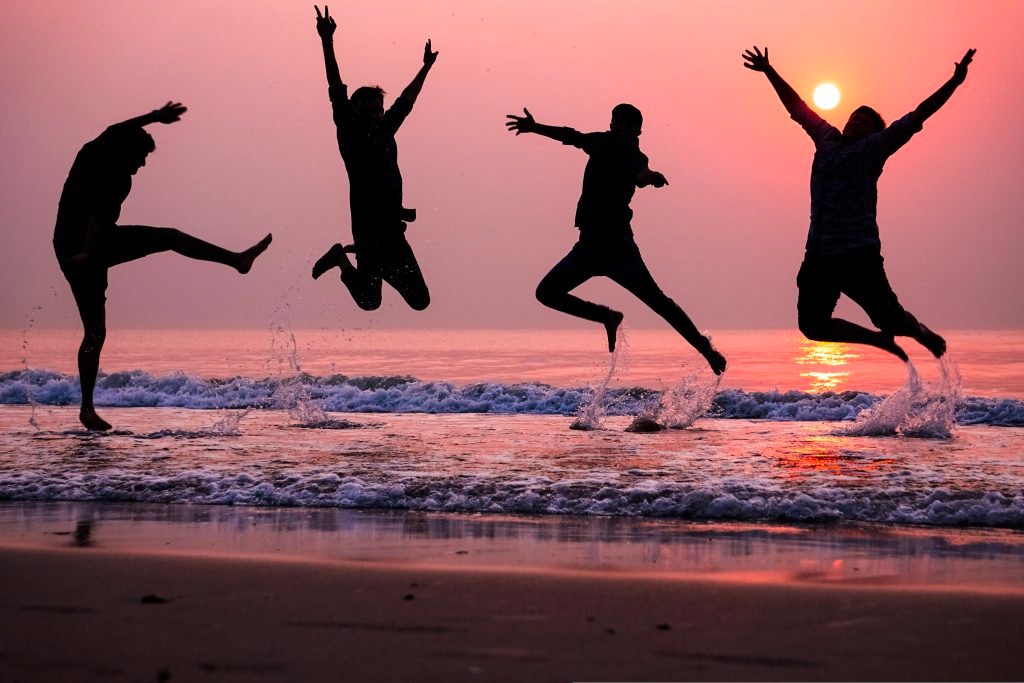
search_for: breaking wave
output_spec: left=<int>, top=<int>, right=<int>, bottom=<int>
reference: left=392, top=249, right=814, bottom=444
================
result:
left=1, top=368, right=1022, bottom=426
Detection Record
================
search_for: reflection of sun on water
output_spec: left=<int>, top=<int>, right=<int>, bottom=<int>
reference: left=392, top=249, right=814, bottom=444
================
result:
left=795, top=340, right=859, bottom=393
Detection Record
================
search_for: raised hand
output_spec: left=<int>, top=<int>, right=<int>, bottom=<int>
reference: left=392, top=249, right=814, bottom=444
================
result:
left=315, top=5, right=337, bottom=40
left=953, top=48, right=976, bottom=84
left=742, top=46, right=770, bottom=72
left=505, top=108, right=536, bottom=135
left=152, top=101, right=187, bottom=124
left=423, top=39, right=439, bottom=66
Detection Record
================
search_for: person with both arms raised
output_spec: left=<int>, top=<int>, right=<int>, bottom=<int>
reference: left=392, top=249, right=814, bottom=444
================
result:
left=742, top=45, right=976, bottom=362
left=311, top=4, right=437, bottom=313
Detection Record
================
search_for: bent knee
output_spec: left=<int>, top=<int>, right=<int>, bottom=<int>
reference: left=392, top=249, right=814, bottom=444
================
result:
left=535, top=282, right=559, bottom=306
left=355, top=298, right=382, bottom=311
left=407, top=293, right=430, bottom=311
left=798, top=316, right=828, bottom=340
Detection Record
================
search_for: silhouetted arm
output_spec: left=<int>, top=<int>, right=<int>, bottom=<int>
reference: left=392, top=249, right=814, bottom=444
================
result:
left=109, top=102, right=187, bottom=131
left=910, top=49, right=975, bottom=124
left=742, top=47, right=805, bottom=116
left=315, top=6, right=343, bottom=88
left=743, top=46, right=834, bottom=143
left=505, top=108, right=587, bottom=145
left=397, top=41, right=438, bottom=106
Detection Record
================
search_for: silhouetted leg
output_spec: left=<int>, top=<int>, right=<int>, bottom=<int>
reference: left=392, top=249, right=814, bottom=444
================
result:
left=65, top=269, right=111, bottom=431
left=844, top=254, right=946, bottom=358
left=338, top=247, right=384, bottom=311
left=107, top=226, right=271, bottom=272
left=379, top=238, right=430, bottom=311
left=606, top=244, right=726, bottom=374
left=797, top=253, right=909, bottom=361
left=536, top=244, right=622, bottom=352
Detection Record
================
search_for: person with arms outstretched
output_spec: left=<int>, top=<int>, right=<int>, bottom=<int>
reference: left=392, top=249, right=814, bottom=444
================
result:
left=53, top=102, right=272, bottom=431
left=742, top=46, right=976, bottom=361
left=505, top=104, right=727, bottom=374
left=310, top=5, right=436, bottom=312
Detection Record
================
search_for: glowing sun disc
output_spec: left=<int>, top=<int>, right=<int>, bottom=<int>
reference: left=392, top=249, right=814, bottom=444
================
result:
left=813, top=83, right=840, bottom=110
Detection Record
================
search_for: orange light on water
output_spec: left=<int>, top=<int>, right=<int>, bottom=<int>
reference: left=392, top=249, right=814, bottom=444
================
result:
left=796, top=340, right=860, bottom=392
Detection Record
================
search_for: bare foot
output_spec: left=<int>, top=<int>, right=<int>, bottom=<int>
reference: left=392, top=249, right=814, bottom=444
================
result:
left=236, top=233, right=273, bottom=274
left=312, top=243, right=344, bottom=279
left=879, top=334, right=909, bottom=362
left=915, top=323, right=947, bottom=358
left=79, top=407, right=112, bottom=431
left=605, top=310, right=624, bottom=353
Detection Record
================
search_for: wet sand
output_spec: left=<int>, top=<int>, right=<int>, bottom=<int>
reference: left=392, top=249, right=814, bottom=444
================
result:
left=1, top=502, right=1023, bottom=682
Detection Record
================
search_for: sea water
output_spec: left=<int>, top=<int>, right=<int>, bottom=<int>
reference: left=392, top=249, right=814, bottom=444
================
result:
left=0, top=328, right=1022, bottom=527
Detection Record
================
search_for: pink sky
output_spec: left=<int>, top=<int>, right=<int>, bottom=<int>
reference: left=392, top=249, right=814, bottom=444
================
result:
left=2, top=0, right=1021, bottom=330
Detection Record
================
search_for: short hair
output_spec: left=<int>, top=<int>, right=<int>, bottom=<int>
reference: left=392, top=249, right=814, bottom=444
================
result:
left=852, top=105, right=886, bottom=133
left=611, top=103, right=643, bottom=129
left=106, top=126, right=155, bottom=159
left=351, top=85, right=386, bottom=105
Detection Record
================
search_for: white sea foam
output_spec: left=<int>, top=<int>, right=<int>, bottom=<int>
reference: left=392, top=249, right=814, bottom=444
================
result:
left=2, top=468, right=1021, bottom=527
left=0, top=367, right=1021, bottom=425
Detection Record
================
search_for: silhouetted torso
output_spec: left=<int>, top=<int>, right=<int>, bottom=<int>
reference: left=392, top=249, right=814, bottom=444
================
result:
left=552, top=129, right=649, bottom=241
left=792, top=102, right=922, bottom=255
left=329, top=84, right=412, bottom=243
left=53, top=128, right=132, bottom=264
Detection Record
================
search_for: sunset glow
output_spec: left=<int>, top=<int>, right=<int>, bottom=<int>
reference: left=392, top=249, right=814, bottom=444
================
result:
left=813, top=83, right=841, bottom=109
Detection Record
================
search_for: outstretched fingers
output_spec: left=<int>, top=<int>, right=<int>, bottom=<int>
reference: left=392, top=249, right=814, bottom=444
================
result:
left=742, top=45, right=769, bottom=71
left=504, top=107, right=533, bottom=135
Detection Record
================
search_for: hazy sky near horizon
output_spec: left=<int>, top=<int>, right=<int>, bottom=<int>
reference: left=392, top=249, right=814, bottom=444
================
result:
left=2, top=0, right=1022, bottom=331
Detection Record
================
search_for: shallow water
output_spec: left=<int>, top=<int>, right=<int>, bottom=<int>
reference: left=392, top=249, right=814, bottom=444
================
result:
left=1, top=406, right=1021, bottom=527
left=1, top=328, right=1022, bottom=528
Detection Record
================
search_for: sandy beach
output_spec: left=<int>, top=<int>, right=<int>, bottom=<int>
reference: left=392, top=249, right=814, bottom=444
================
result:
left=1, top=503, right=1022, bottom=682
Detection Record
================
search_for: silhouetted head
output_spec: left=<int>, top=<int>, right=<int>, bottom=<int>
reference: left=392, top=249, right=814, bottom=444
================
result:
left=610, top=103, right=643, bottom=137
left=106, top=127, right=155, bottom=175
left=351, top=86, right=386, bottom=124
left=842, top=106, right=886, bottom=142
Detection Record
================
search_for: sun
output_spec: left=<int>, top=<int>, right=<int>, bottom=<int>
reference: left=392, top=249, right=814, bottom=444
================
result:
left=813, top=83, right=840, bottom=110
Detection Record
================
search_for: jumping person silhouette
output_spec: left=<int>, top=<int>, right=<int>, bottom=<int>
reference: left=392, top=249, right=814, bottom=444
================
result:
left=53, top=102, right=272, bottom=431
left=310, top=5, right=435, bottom=312
left=743, top=46, right=976, bottom=361
left=505, top=104, right=727, bottom=374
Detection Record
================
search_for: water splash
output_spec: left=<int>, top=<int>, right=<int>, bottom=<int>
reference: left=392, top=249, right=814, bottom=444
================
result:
left=570, top=326, right=628, bottom=430
left=658, top=367, right=722, bottom=430
left=265, top=271, right=345, bottom=428
left=204, top=408, right=250, bottom=436
left=841, top=356, right=961, bottom=439
left=20, top=305, right=44, bottom=431
left=902, top=355, right=961, bottom=438
left=624, top=362, right=722, bottom=433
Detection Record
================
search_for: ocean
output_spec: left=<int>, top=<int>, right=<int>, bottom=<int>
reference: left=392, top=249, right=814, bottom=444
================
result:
left=1, top=328, right=1022, bottom=527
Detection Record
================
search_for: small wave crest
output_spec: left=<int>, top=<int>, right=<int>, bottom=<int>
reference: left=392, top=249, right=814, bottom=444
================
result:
left=1, top=368, right=1021, bottom=426
left=2, top=470, right=1021, bottom=527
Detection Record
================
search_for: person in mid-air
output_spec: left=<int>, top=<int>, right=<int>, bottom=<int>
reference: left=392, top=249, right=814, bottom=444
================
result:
left=742, top=45, right=976, bottom=361
left=505, top=104, right=727, bottom=374
left=54, top=102, right=272, bottom=431
left=310, top=5, right=436, bottom=312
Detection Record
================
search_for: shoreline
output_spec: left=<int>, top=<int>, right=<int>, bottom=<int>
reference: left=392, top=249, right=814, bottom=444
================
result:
left=2, top=502, right=1023, bottom=681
